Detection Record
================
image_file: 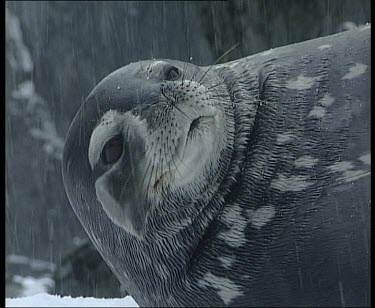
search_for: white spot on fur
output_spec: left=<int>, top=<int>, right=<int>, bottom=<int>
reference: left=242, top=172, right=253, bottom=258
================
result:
left=261, top=48, right=274, bottom=56
left=270, top=174, right=314, bottom=191
left=328, top=161, right=370, bottom=183
left=221, top=204, right=242, bottom=222
left=328, top=161, right=354, bottom=173
left=308, top=106, right=326, bottom=118
left=341, top=170, right=370, bottom=182
left=218, top=205, right=247, bottom=247
left=319, top=93, right=335, bottom=107
left=276, top=132, right=296, bottom=144
left=218, top=226, right=247, bottom=248
left=318, top=44, right=332, bottom=50
left=294, top=155, right=319, bottom=168
left=286, top=75, right=319, bottom=90
left=199, top=273, right=243, bottom=305
left=308, top=93, right=335, bottom=119
left=251, top=206, right=275, bottom=229
left=218, top=256, right=236, bottom=269
left=358, top=153, right=370, bottom=165
left=342, top=63, right=367, bottom=80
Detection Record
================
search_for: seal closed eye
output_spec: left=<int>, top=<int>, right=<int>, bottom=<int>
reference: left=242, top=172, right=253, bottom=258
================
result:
left=62, top=27, right=370, bottom=308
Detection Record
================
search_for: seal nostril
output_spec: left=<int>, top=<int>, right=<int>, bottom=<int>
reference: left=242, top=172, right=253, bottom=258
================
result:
left=101, top=135, right=123, bottom=165
left=165, top=66, right=181, bottom=81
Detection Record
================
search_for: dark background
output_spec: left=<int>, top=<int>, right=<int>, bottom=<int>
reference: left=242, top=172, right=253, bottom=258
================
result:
left=5, top=0, right=371, bottom=298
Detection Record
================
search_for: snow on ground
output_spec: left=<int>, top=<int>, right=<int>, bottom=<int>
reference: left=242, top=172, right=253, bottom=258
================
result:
left=6, top=264, right=139, bottom=306
left=6, top=293, right=139, bottom=307
left=6, top=272, right=139, bottom=307
left=11, top=276, right=55, bottom=297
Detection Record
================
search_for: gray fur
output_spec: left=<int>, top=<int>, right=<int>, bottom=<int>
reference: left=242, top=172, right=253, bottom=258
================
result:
left=62, top=26, right=370, bottom=307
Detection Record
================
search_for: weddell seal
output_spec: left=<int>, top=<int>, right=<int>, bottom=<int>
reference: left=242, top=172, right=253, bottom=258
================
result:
left=62, top=25, right=371, bottom=307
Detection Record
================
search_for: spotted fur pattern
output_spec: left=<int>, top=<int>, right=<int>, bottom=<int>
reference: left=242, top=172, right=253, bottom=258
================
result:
left=63, top=26, right=370, bottom=307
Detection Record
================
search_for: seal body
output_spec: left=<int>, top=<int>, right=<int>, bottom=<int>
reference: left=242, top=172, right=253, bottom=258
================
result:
left=62, top=26, right=371, bottom=307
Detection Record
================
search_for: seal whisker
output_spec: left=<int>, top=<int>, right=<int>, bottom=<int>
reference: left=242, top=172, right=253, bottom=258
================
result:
left=170, top=151, right=183, bottom=179
left=118, top=174, right=133, bottom=206
left=205, top=83, right=224, bottom=91
left=181, top=62, right=187, bottom=87
left=146, top=157, right=157, bottom=193
left=126, top=130, right=135, bottom=179
left=164, top=137, right=179, bottom=182
left=155, top=156, right=165, bottom=190
left=166, top=140, right=184, bottom=185
left=141, top=158, right=153, bottom=193
left=190, top=65, right=201, bottom=83
left=146, top=61, right=153, bottom=77
left=197, top=43, right=240, bottom=85
left=171, top=138, right=188, bottom=169
left=172, top=104, right=191, bottom=121
left=335, top=170, right=371, bottom=184
left=153, top=148, right=163, bottom=190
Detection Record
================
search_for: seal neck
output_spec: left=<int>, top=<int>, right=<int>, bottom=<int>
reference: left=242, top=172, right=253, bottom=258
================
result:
left=212, top=65, right=259, bottom=204
left=174, top=65, right=258, bottom=271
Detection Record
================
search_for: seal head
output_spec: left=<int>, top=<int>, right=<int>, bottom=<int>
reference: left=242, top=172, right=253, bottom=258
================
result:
left=64, top=59, right=238, bottom=240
